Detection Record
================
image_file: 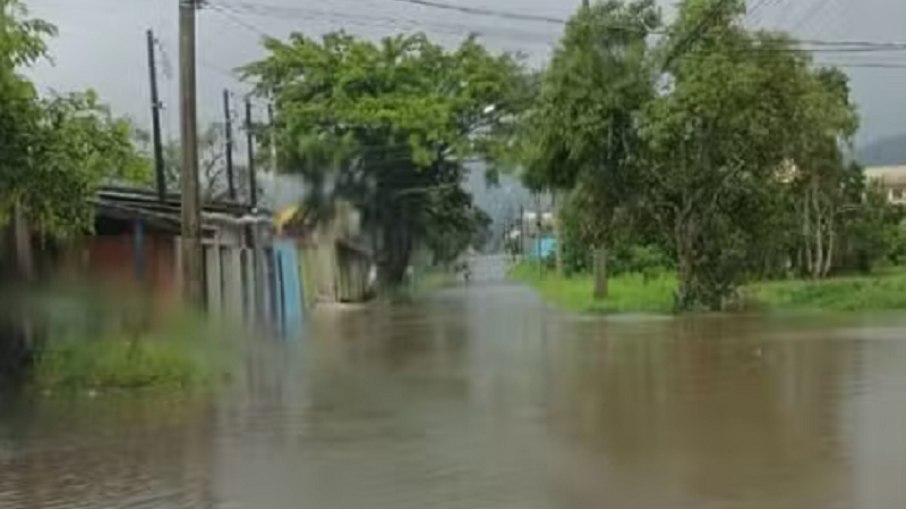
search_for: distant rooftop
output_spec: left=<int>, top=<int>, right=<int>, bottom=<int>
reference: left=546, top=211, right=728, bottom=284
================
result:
left=865, top=165, right=906, bottom=186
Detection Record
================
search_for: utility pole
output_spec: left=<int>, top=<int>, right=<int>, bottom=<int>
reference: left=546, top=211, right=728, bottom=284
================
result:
left=245, top=98, right=258, bottom=209
left=179, top=0, right=204, bottom=306
left=519, top=205, right=525, bottom=256
left=267, top=101, right=278, bottom=208
left=223, top=89, right=236, bottom=201
left=267, top=101, right=278, bottom=174
left=146, top=29, right=167, bottom=202
left=536, top=193, right=543, bottom=278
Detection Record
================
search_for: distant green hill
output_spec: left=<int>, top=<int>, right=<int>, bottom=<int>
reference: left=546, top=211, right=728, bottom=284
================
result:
left=857, top=134, right=906, bottom=167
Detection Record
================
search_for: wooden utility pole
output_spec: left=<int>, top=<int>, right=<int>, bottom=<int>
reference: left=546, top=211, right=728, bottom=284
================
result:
left=245, top=98, right=258, bottom=208
left=179, top=0, right=204, bottom=306
left=267, top=101, right=278, bottom=174
left=267, top=101, right=278, bottom=207
left=223, top=89, right=236, bottom=201
left=146, top=29, right=167, bottom=202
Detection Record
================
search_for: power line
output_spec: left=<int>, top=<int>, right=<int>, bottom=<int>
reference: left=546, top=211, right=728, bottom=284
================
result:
left=789, top=0, right=833, bottom=34
left=208, top=0, right=561, bottom=45
left=379, top=0, right=566, bottom=26
left=747, top=0, right=771, bottom=24
left=206, top=2, right=272, bottom=38
left=209, top=0, right=906, bottom=54
left=211, top=0, right=660, bottom=37
left=829, top=62, right=906, bottom=70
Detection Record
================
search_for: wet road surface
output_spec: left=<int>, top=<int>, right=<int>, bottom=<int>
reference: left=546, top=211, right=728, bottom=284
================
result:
left=2, top=256, right=906, bottom=508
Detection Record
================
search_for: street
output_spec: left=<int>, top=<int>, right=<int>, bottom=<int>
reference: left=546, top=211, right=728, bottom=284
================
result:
left=3, top=266, right=906, bottom=508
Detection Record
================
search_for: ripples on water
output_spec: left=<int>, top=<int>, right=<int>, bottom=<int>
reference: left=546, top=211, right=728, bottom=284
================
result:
left=2, top=266, right=906, bottom=508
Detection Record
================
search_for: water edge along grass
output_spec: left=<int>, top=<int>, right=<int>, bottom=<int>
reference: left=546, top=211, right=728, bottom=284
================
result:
left=746, top=267, right=906, bottom=312
left=511, top=262, right=906, bottom=314
left=508, top=262, right=677, bottom=314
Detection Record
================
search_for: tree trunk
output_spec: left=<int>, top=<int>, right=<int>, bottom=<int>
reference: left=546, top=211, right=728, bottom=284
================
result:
left=802, top=199, right=813, bottom=277
left=380, top=221, right=413, bottom=285
left=553, top=192, right=564, bottom=276
left=812, top=183, right=824, bottom=280
left=13, top=201, right=34, bottom=282
left=592, top=243, right=608, bottom=301
left=10, top=201, right=36, bottom=370
left=823, top=219, right=835, bottom=278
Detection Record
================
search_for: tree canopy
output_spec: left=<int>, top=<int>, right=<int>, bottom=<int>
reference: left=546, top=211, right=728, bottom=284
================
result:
left=245, top=31, right=532, bottom=281
left=1, top=0, right=148, bottom=239
left=521, top=0, right=660, bottom=298
left=522, top=0, right=881, bottom=310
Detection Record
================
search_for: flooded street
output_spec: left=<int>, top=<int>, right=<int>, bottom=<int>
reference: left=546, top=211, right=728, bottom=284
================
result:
left=3, top=257, right=906, bottom=508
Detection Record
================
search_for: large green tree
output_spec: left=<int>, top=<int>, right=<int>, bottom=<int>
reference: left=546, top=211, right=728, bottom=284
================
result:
left=522, top=0, right=660, bottom=299
left=245, top=32, right=531, bottom=283
left=640, top=0, right=822, bottom=309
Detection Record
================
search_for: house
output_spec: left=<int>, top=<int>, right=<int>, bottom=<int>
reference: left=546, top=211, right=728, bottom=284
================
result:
left=865, top=166, right=906, bottom=205
left=63, top=186, right=281, bottom=327
left=276, top=201, right=375, bottom=306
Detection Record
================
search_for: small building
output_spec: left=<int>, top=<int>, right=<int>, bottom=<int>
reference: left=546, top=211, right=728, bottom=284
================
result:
left=865, top=166, right=906, bottom=204
left=276, top=201, right=375, bottom=306
left=65, top=186, right=282, bottom=327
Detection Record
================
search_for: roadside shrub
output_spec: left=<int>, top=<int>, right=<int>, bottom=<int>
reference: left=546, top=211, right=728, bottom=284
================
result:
left=609, top=244, right=672, bottom=278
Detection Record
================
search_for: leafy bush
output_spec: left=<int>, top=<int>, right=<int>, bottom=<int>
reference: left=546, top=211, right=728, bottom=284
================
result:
left=609, top=244, right=673, bottom=278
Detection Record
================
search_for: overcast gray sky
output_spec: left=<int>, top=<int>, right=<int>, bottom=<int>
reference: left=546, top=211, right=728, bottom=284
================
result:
left=24, top=0, right=906, bottom=147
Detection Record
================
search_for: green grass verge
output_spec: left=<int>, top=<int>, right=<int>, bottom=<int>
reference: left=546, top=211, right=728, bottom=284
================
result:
left=35, top=339, right=211, bottom=390
left=512, top=262, right=906, bottom=314
left=509, top=263, right=677, bottom=314
left=746, top=268, right=906, bottom=312
left=32, top=312, right=231, bottom=392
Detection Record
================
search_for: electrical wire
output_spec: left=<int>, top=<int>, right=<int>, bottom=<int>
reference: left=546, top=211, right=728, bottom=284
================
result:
left=747, top=0, right=771, bottom=25
left=201, top=0, right=906, bottom=78
left=212, top=0, right=906, bottom=56
left=207, top=2, right=272, bottom=38
left=375, top=0, right=566, bottom=26
left=789, top=0, right=833, bottom=34
left=208, top=0, right=561, bottom=45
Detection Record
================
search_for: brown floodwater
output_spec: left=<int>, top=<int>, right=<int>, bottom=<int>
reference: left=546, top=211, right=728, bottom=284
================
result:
left=2, top=256, right=906, bottom=508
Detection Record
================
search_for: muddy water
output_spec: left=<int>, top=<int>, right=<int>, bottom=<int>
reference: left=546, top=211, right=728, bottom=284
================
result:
left=2, top=262, right=906, bottom=508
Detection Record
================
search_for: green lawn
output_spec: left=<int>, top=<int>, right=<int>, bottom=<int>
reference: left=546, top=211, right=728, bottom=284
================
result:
left=509, top=263, right=677, bottom=314
left=746, top=267, right=906, bottom=312
left=511, top=262, right=906, bottom=314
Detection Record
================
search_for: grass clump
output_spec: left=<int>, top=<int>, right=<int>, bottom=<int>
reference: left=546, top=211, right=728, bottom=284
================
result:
left=29, top=288, right=233, bottom=392
left=34, top=337, right=212, bottom=390
left=509, top=262, right=676, bottom=314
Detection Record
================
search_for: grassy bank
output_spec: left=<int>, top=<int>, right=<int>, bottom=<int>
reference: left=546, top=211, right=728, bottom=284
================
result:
left=511, top=262, right=906, bottom=314
left=509, top=263, right=677, bottom=314
left=746, top=268, right=906, bottom=312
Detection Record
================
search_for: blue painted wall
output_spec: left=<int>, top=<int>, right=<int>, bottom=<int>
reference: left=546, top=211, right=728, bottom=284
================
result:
left=274, top=240, right=304, bottom=337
